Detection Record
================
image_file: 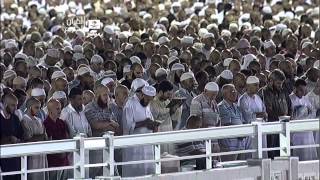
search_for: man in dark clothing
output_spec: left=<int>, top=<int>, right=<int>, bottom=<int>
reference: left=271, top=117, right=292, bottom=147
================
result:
left=259, top=69, right=292, bottom=159
left=0, top=93, right=23, bottom=180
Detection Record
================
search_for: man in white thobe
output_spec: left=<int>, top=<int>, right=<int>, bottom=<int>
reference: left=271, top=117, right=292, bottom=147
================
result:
left=289, top=79, right=317, bottom=161
left=122, top=85, right=158, bottom=177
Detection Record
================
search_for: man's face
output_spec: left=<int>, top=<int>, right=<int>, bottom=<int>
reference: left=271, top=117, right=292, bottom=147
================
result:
left=160, top=90, right=173, bottom=101
left=15, top=63, right=28, bottom=78
left=31, top=103, right=41, bottom=116
left=229, top=62, right=240, bottom=75
left=55, top=78, right=68, bottom=92
left=265, top=47, right=276, bottom=57
left=206, top=90, right=218, bottom=101
left=140, top=94, right=154, bottom=107
left=50, top=102, right=62, bottom=118
left=82, top=74, right=94, bottom=90
left=272, top=80, right=284, bottom=92
left=91, top=63, right=102, bottom=73
left=116, top=90, right=129, bottom=107
left=97, top=90, right=109, bottom=108
left=247, top=83, right=259, bottom=95
left=17, top=95, right=26, bottom=108
left=5, top=99, right=18, bottom=114
left=225, top=86, right=238, bottom=103
left=63, top=68, right=74, bottom=82
left=295, top=85, right=306, bottom=98
left=35, top=95, right=46, bottom=108
left=71, top=95, right=83, bottom=111
left=133, top=66, right=143, bottom=79
left=29, top=69, right=42, bottom=80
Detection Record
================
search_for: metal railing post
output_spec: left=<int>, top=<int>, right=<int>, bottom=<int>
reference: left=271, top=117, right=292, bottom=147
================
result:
left=205, top=139, right=212, bottom=169
left=20, top=155, right=27, bottom=180
left=154, top=144, right=161, bottom=175
left=103, top=131, right=115, bottom=177
left=73, top=133, right=85, bottom=179
left=252, top=122, right=263, bottom=159
left=279, top=122, right=291, bottom=157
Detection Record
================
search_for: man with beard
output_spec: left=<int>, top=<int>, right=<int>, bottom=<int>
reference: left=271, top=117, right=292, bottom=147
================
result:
left=258, top=69, right=292, bottom=159
left=84, top=84, right=119, bottom=177
left=168, top=63, right=185, bottom=92
left=60, top=87, right=92, bottom=138
left=279, top=60, right=295, bottom=95
left=122, top=85, right=158, bottom=177
left=70, top=66, right=95, bottom=91
left=0, top=93, right=23, bottom=180
left=121, top=63, right=144, bottom=89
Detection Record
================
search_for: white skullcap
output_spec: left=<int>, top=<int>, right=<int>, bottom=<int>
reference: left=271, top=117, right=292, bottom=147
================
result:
left=73, top=53, right=85, bottom=61
left=77, top=66, right=91, bottom=76
left=207, top=23, right=218, bottom=30
left=63, top=46, right=73, bottom=53
left=76, top=9, right=85, bottom=16
left=51, top=71, right=66, bottom=80
left=123, top=65, right=131, bottom=73
left=253, top=26, right=261, bottom=32
left=104, top=26, right=114, bottom=35
left=75, top=30, right=85, bottom=38
left=263, top=40, right=276, bottom=49
left=159, top=17, right=168, bottom=22
left=314, top=60, right=320, bottom=69
left=206, top=0, right=215, bottom=5
left=295, top=6, right=304, bottom=14
left=91, top=54, right=103, bottom=64
left=168, top=56, right=179, bottom=66
left=203, top=33, right=214, bottom=39
left=246, top=76, right=260, bottom=84
left=155, top=68, right=167, bottom=77
left=130, top=56, right=141, bottom=64
left=125, top=43, right=134, bottom=50
left=104, top=70, right=116, bottom=78
left=143, top=13, right=152, bottom=20
left=241, top=54, right=257, bottom=70
left=301, top=42, right=313, bottom=49
left=172, top=2, right=181, bottom=7
left=118, top=32, right=129, bottom=39
left=47, top=48, right=60, bottom=58
left=31, top=88, right=46, bottom=97
left=74, top=45, right=83, bottom=53
left=158, top=36, right=170, bottom=45
left=52, top=91, right=67, bottom=99
left=205, top=82, right=219, bottom=92
left=220, top=70, right=233, bottom=80
left=223, top=58, right=233, bottom=67
left=28, top=1, right=39, bottom=8
left=285, top=11, right=294, bottom=20
left=169, top=50, right=178, bottom=57
left=229, top=23, right=238, bottom=33
left=198, top=28, right=209, bottom=39
left=101, top=77, right=114, bottom=86
left=181, top=36, right=194, bottom=44
left=180, top=72, right=194, bottom=82
left=274, top=24, right=287, bottom=32
left=51, top=25, right=62, bottom=34
left=14, top=52, right=28, bottom=60
left=13, top=76, right=26, bottom=85
left=4, top=70, right=17, bottom=79
left=5, top=40, right=17, bottom=49
left=221, top=29, right=231, bottom=37
left=262, top=6, right=272, bottom=14
left=171, top=63, right=185, bottom=71
left=142, top=85, right=156, bottom=97
left=131, top=78, right=149, bottom=91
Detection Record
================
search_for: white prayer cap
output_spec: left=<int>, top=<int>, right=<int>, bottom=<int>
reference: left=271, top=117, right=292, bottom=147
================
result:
left=229, top=23, right=238, bottom=33
left=52, top=91, right=67, bottom=99
left=91, top=54, right=103, bottom=64
left=205, top=82, right=219, bottom=92
left=101, top=77, right=114, bottom=86
left=76, top=9, right=85, bottom=16
left=198, top=28, right=209, bottom=39
left=142, top=85, right=156, bottom=97
left=47, top=48, right=60, bottom=58
left=223, top=58, right=233, bottom=67
left=13, top=76, right=26, bottom=85
left=206, top=0, right=215, bottom=5
left=207, top=23, right=218, bottom=30
left=203, top=33, right=214, bottom=39
left=28, top=1, right=39, bottom=8
left=181, top=36, right=194, bottom=44
left=4, top=70, right=17, bottom=79
left=168, top=56, right=179, bottom=66
left=180, top=72, right=194, bottom=82
left=301, top=42, right=313, bottom=49
left=282, top=28, right=292, bottom=37
left=123, top=65, right=131, bottom=73
left=131, top=78, right=149, bottom=91
left=263, top=40, right=276, bottom=49
left=77, top=66, right=91, bottom=76
left=130, top=56, right=141, bottom=64
left=285, top=11, right=294, bottom=20
left=172, top=1, right=181, bottom=8
left=104, top=70, right=117, bottom=78
left=125, top=43, right=133, bottom=50
left=5, top=40, right=17, bottom=49
left=14, top=52, right=28, bottom=60
left=63, top=46, right=73, bottom=53
left=51, top=71, right=66, bottom=80
left=159, top=17, right=168, bottom=22
left=118, top=32, right=129, bottom=39
left=246, top=76, right=260, bottom=84
left=274, top=24, right=287, bottom=32
left=155, top=68, right=167, bottom=77
left=314, top=60, right=320, bottom=69
left=143, top=13, right=152, bottom=20
left=171, top=63, right=185, bottom=71
left=253, top=26, right=261, bottom=32
left=73, top=53, right=85, bottom=61
left=74, top=45, right=83, bottom=53
left=295, top=6, right=304, bottom=14
left=158, top=36, right=170, bottom=45
left=221, top=29, right=231, bottom=37
left=169, top=50, right=178, bottom=57
left=241, top=54, right=257, bottom=70
left=75, top=30, right=85, bottom=38
left=31, top=88, right=46, bottom=97
left=262, top=6, right=272, bottom=14
left=104, top=26, right=114, bottom=35
left=51, top=25, right=62, bottom=34
left=220, top=70, right=233, bottom=80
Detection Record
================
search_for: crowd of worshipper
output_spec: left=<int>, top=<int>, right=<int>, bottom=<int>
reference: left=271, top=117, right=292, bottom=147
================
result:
left=1, top=0, right=320, bottom=179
